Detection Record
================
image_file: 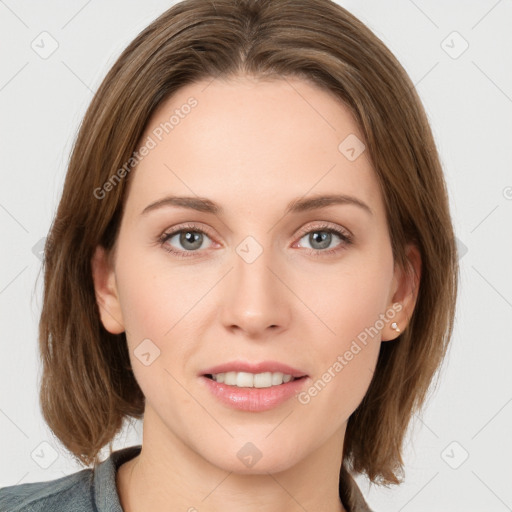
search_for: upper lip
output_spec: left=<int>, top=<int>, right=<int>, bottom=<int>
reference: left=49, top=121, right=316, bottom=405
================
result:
left=201, top=360, right=308, bottom=378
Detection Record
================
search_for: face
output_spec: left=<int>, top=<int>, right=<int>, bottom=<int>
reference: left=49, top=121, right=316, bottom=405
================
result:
left=92, top=75, right=418, bottom=475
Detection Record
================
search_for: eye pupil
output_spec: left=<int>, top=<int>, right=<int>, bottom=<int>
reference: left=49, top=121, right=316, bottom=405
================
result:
left=180, top=231, right=203, bottom=250
left=310, top=231, right=331, bottom=250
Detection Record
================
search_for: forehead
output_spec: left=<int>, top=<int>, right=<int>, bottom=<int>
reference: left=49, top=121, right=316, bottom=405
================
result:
left=123, top=75, right=383, bottom=221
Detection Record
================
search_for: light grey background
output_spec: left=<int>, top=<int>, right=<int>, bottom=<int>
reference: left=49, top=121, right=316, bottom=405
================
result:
left=1, top=1, right=511, bottom=510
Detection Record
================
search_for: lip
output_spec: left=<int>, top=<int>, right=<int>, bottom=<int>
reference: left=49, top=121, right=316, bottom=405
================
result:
left=200, top=360, right=308, bottom=378
left=200, top=374, right=310, bottom=412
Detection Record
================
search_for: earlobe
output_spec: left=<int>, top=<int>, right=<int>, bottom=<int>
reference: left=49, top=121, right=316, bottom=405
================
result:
left=90, top=245, right=125, bottom=334
left=381, top=303, right=403, bottom=342
left=382, top=244, right=422, bottom=342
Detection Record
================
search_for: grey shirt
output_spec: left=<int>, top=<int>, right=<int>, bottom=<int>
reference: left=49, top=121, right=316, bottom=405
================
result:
left=0, top=445, right=373, bottom=511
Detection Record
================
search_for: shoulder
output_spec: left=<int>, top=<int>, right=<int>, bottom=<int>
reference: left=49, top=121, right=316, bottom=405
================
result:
left=0, top=445, right=142, bottom=512
left=0, top=468, right=94, bottom=512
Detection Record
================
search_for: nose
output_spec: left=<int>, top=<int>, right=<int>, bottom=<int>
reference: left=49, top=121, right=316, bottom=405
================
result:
left=219, top=244, right=291, bottom=337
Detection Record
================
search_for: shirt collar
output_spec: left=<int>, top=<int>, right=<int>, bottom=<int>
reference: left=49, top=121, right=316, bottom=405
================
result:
left=93, top=444, right=142, bottom=511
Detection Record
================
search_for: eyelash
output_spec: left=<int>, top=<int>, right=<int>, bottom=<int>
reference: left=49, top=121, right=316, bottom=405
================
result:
left=157, top=222, right=353, bottom=259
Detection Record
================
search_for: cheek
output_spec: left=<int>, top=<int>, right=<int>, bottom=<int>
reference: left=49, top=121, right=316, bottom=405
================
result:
left=114, top=237, right=198, bottom=338
left=306, top=255, right=393, bottom=345
left=296, top=273, right=385, bottom=425
left=113, top=244, right=210, bottom=382
left=116, top=269, right=170, bottom=340
left=113, top=255, right=198, bottom=409
left=297, top=251, right=392, bottom=401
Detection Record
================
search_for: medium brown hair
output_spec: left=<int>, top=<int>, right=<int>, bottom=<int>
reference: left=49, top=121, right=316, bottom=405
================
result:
left=38, top=0, right=458, bottom=486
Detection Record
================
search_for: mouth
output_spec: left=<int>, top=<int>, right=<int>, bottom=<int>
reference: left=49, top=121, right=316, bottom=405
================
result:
left=199, top=360, right=309, bottom=389
left=203, top=372, right=308, bottom=388
left=200, top=371, right=310, bottom=412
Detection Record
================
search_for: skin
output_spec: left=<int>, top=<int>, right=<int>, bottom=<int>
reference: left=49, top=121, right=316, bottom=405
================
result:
left=91, top=74, right=421, bottom=512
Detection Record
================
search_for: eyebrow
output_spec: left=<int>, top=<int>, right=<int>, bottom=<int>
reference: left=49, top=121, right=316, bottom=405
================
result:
left=140, top=193, right=373, bottom=217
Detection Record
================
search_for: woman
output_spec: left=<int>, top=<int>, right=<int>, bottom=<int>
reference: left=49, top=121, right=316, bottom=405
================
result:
left=0, top=0, right=458, bottom=511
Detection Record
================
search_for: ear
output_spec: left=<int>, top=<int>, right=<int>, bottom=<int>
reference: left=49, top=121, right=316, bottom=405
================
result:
left=382, top=243, right=422, bottom=341
left=90, top=245, right=125, bottom=334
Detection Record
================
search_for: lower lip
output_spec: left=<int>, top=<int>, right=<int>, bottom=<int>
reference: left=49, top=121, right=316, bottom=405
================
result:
left=200, top=375, right=309, bottom=412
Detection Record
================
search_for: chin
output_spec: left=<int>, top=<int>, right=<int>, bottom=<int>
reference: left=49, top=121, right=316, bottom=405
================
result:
left=198, top=439, right=303, bottom=475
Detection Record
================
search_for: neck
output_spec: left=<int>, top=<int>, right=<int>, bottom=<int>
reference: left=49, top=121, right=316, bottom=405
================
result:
left=117, top=405, right=348, bottom=512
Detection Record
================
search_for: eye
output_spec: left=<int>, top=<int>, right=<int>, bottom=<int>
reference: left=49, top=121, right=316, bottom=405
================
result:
left=158, top=223, right=215, bottom=258
left=294, top=223, right=353, bottom=256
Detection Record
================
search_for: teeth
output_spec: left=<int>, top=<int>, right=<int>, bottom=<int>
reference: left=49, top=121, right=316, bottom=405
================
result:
left=211, top=371, right=295, bottom=388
